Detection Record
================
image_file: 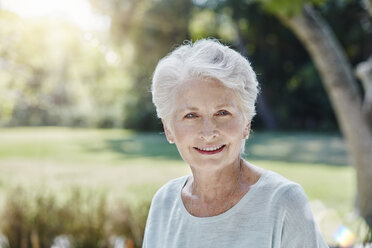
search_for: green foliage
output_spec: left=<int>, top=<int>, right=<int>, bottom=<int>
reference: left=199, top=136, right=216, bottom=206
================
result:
left=189, top=0, right=370, bottom=130
left=365, top=225, right=372, bottom=243
left=90, top=0, right=192, bottom=130
left=0, top=187, right=104, bottom=248
left=108, top=199, right=151, bottom=247
left=0, top=10, right=129, bottom=128
left=189, top=8, right=218, bottom=40
left=256, top=0, right=327, bottom=17
left=1, top=0, right=369, bottom=131
left=189, top=7, right=238, bottom=42
left=0, top=186, right=150, bottom=248
left=259, top=0, right=306, bottom=16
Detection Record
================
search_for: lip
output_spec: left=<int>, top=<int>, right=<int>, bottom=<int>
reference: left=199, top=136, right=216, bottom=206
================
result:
left=193, top=145, right=226, bottom=155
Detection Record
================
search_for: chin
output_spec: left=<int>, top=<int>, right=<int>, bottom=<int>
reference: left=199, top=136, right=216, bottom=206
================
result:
left=189, top=158, right=229, bottom=170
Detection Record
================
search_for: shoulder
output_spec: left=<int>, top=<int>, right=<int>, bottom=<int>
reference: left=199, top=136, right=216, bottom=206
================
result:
left=146, top=175, right=188, bottom=225
left=256, top=170, right=310, bottom=213
left=267, top=171, right=308, bottom=205
left=150, top=175, right=189, bottom=208
left=259, top=170, right=304, bottom=199
left=269, top=171, right=306, bottom=195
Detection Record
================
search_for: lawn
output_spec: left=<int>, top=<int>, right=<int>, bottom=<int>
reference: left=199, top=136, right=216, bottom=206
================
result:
left=0, top=127, right=364, bottom=244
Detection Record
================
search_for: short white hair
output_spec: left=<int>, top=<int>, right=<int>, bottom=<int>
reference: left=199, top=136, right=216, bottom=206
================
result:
left=151, top=39, right=259, bottom=154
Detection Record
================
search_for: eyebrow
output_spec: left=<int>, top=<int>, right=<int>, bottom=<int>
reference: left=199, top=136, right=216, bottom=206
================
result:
left=181, top=104, right=233, bottom=111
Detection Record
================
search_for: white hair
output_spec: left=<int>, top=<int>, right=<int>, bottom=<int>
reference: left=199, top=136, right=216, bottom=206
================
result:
left=151, top=38, right=259, bottom=154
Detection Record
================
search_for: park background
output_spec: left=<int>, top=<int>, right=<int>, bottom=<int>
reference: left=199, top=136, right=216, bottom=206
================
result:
left=0, top=0, right=372, bottom=247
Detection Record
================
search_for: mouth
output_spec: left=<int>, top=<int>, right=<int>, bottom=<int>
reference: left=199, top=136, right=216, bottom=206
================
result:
left=193, top=144, right=226, bottom=155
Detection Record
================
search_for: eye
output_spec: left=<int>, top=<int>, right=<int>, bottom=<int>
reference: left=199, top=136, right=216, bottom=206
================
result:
left=184, top=113, right=197, bottom=119
left=216, top=110, right=230, bottom=116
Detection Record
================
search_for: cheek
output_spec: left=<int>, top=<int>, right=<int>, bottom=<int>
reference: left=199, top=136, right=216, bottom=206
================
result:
left=220, top=119, right=245, bottom=138
left=173, top=122, right=196, bottom=143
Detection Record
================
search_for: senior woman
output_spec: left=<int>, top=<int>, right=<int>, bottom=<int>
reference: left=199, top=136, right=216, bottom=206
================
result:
left=143, top=39, right=328, bottom=248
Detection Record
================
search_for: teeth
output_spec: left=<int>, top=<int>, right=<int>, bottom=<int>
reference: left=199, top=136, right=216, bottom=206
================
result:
left=198, top=145, right=224, bottom=151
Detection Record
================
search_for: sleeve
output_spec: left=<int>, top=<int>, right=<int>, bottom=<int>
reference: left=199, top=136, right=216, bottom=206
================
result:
left=280, top=184, right=329, bottom=248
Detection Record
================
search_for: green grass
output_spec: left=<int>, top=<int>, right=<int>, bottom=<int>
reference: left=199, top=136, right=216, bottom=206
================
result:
left=0, top=127, right=348, bottom=164
left=0, top=127, right=179, bottom=163
left=0, top=127, right=362, bottom=244
left=0, top=127, right=352, bottom=203
left=246, top=131, right=348, bottom=165
left=0, top=127, right=354, bottom=209
left=0, top=127, right=187, bottom=203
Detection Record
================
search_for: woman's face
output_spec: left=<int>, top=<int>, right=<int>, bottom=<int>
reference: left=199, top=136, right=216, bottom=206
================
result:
left=163, top=77, right=250, bottom=171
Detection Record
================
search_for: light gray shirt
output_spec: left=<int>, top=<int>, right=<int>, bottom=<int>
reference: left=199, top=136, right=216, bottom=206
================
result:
left=143, top=170, right=328, bottom=248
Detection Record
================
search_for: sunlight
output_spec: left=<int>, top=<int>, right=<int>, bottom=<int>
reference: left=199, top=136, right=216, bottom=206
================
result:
left=0, top=0, right=110, bottom=30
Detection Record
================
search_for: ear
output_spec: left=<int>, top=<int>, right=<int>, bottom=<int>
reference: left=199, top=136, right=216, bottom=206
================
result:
left=243, top=122, right=251, bottom=139
left=161, top=119, right=175, bottom=144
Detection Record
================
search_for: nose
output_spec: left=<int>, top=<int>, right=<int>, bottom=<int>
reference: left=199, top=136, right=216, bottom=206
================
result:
left=199, top=118, right=218, bottom=141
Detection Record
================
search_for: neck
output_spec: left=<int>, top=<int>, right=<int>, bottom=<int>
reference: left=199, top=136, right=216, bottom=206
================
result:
left=189, top=158, right=242, bottom=203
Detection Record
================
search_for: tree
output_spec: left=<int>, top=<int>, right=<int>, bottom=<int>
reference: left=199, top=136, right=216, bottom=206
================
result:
left=0, top=10, right=128, bottom=127
left=90, top=0, right=193, bottom=130
left=190, top=1, right=340, bottom=130
left=256, top=0, right=372, bottom=226
left=362, top=0, right=372, bottom=16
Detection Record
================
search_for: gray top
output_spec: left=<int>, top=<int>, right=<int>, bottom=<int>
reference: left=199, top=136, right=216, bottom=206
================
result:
left=143, top=170, right=328, bottom=248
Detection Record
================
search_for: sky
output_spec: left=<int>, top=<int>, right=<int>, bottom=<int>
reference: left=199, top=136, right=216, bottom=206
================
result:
left=0, top=0, right=110, bottom=30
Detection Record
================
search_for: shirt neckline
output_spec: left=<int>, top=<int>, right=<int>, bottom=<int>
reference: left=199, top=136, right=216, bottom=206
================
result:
left=177, top=170, right=271, bottom=223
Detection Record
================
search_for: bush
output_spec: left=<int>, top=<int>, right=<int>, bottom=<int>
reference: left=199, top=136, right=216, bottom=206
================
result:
left=107, top=199, right=151, bottom=247
left=0, top=187, right=63, bottom=248
left=0, top=187, right=151, bottom=248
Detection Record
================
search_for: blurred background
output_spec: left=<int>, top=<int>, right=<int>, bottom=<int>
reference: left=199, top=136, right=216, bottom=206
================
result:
left=0, top=0, right=372, bottom=247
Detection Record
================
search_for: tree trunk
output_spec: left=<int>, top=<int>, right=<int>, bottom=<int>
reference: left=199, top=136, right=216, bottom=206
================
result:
left=363, top=0, right=372, bottom=17
left=356, top=56, right=372, bottom=123
left=278, top=5, right=372, bottom=223
left=357, top=3, right=372, bottom=125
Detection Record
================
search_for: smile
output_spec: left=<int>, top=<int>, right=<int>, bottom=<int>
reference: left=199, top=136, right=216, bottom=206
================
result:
left=194, top=144, right=226, bottom=155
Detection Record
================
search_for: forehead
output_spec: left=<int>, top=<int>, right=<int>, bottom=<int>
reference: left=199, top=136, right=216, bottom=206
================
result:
left=173, top=77, right=239, bottom=110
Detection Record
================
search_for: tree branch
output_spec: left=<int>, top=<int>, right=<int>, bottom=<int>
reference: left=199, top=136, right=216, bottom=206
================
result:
left=356, top=56, right=372, bottom=124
